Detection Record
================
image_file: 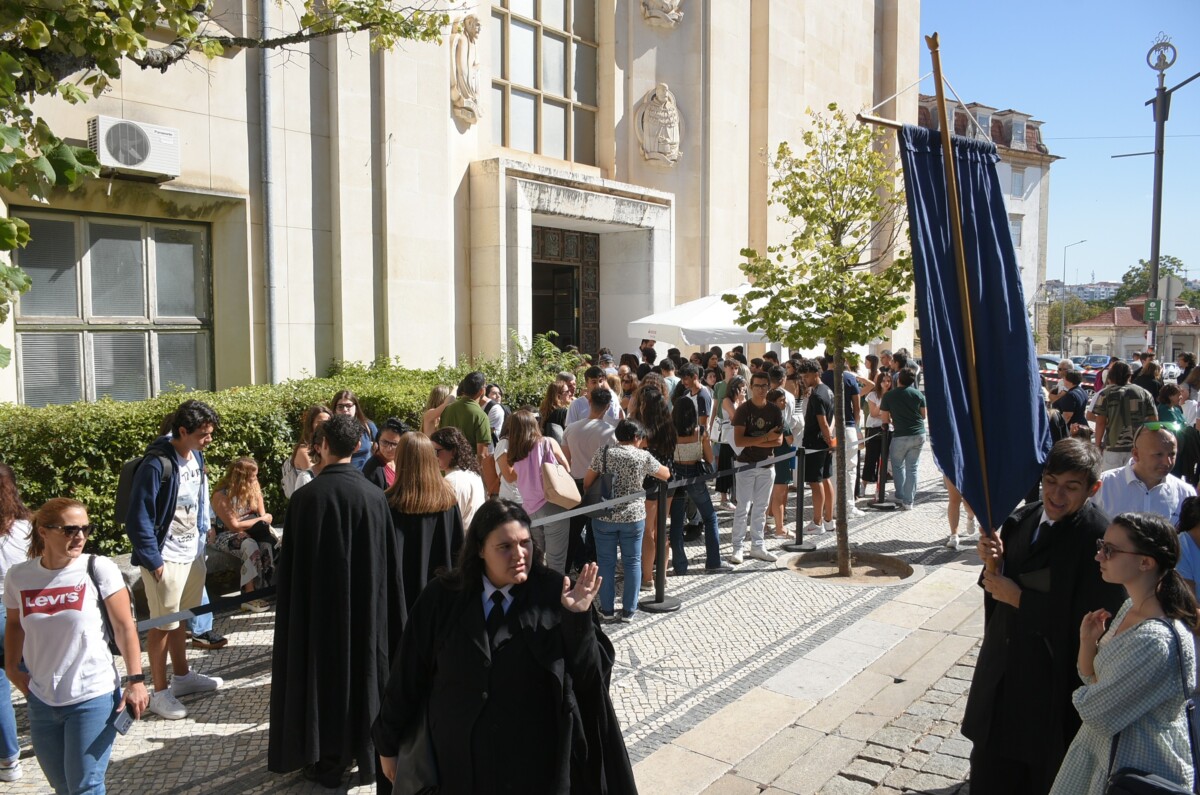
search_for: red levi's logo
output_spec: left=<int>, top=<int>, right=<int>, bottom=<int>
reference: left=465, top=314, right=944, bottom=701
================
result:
left=22, top=584, right=87, bottom=616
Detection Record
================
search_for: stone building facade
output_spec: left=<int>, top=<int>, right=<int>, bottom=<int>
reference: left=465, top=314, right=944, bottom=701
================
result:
left=0, top=0, right=920, bottom=406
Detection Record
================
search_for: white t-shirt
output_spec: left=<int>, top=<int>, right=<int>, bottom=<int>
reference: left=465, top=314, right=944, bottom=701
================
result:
left=0, top=519, right=32, bottom=600
left=492, top=439, right=522, bottom=504
left=161, top=451, right=203, bottom=563
left=3, top=555, right=123, bottom=706
left=565, top=394, right=621, bottom=427
left=445, top=468, right=486, bottom=529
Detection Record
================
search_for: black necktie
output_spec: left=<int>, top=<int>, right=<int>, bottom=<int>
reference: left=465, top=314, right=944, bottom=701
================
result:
left=1032, top=521, right=1051, bottom=552
left=486, top=591, right=506, bottom=644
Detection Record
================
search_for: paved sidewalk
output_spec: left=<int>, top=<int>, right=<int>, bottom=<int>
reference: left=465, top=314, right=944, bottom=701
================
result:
left=5, top=446, right=985, bottom=793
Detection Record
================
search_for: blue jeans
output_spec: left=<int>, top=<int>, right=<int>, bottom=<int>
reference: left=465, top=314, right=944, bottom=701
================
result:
left=0, top=619, right=18, bottom=762
left=889, top=433, right=925, bottom=506
left=669, top=464, right=722, bottom=571
left=591, top=518, right=644, bottom=617
left=26, top=689, right=120, bottom=795
left=188, top=586, right=212, bottom=635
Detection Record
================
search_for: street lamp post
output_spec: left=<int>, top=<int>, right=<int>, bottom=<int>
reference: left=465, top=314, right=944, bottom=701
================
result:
left=1061, top=239, right=1086, bottom=358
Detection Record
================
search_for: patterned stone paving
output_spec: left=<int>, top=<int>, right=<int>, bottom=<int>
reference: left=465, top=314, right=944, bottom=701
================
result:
left=5, top=447, right=974, bottom=793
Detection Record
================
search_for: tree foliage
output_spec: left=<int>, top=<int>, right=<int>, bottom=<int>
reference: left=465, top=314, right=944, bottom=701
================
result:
left=1111, top=255, right=1188, bottom=307
left=0, top=0, right=449, bottom=365
left=726, top=104, right=913, bottom=575
left=1046, top=296, right=1102, bottom=353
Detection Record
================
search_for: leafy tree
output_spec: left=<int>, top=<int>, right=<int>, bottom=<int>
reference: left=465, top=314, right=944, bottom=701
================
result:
left=0, top=0, right=448, bottom=365
left=725, top=104, right=912, bottom=576
left=1046, top=296, right=1101, bottom=353
left=1112, top=255, right=1186, bottom=306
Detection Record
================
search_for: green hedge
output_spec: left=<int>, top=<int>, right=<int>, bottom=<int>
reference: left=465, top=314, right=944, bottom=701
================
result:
left=0, top=334, right=584, bottom=554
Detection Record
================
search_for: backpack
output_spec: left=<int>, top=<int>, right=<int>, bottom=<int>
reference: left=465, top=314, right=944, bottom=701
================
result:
left=113, top=449, right=175, bottom=532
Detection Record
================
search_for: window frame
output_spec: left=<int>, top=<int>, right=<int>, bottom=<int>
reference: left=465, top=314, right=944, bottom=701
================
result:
left=491, top=0, right=598, bottom=164
left=1011, top=167, right=1025, bottom=199
left=12, top=208, right=214, bottom=405
left=1009, top=214, right=1024, bottom=248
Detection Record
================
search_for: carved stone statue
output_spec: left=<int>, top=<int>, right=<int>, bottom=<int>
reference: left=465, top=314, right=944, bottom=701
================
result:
left=635, top=83, right=682, bottom=165
left=450, top=14, right=482, bottom=125
left=642, top=0, right=683, bottom=28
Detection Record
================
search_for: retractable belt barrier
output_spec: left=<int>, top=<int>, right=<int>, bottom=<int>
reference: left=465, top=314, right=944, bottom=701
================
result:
left=136, top=585, right=278, bottom=633
left=529, top=434, right=872, bottom=613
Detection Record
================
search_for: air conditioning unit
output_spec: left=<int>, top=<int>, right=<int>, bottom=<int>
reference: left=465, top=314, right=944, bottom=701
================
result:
left=87, top=116, right=180, bottom=180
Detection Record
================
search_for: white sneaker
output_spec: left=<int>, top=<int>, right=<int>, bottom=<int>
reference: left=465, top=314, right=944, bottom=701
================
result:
left=170, top=670, right=223, bottom=697
left=240, top=598, right=270, bottom=613
left=964, top=516, right=977, bottom=536
left=823, top=519, right=837, bottom=532
left=728, top=551, right=744, bottom=565
left=945, top=535, right=960, bottom=550
left=0, top=758, right=21, bottom=782
left=803, top=522, right=824, bottom=534
left=149, top=689, right=187, bottom=720
left=748, top=548, right=778, bottom=563
left=848, top=506, right=866, bottom=518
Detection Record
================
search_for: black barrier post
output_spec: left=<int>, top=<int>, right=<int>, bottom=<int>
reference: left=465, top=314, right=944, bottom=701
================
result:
left=868, top=425, right=898, bottom=511
left=782, top=448, right=815, bottom=553
left=640, top=478, right=682, bottom=614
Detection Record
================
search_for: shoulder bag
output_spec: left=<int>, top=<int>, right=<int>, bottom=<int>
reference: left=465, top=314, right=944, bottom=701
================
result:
left=88, top=554, right=132, bottom=657
left=1105, top=618, right=1199, bottom=794
left=541, top=440, right=581, bottom=508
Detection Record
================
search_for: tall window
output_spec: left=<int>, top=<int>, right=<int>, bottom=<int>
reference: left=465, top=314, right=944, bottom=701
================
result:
left=1009, top=215, right=1023, bottom=248
left=13, top=211, right=212, bottom=407
left=1011, top=168, right=1025, bottom=198
left=1011, top=122, right=1026, bottom=146
left=491, top=0, right=597, bottom=165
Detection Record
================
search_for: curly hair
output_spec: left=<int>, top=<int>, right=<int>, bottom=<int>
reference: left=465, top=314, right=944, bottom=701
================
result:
left=430, top=426, right=481, bottom=476
left=0, top=464, right=30, bottom=537
left=213, top=457, right=261, bottom=511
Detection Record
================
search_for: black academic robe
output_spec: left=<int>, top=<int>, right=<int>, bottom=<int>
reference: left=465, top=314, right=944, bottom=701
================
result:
left=268, top=463, right=406, bottom=780
left=962, top=500, right=1125, bottom=790
left=372, top=567, right=638, bottom=795
left=389, top=506, right=464, bottom=615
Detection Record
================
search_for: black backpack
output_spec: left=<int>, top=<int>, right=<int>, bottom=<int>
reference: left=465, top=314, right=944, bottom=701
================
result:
left=113, top=449, right=174, bottom=533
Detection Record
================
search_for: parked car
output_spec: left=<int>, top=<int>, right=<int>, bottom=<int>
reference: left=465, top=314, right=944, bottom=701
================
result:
left=1038, top=354, right=1095, bottom=397
left=1162, top=362, right=1181, bottom=382
left=1081, top=354, right=1111, bottom=371
left=1071, top=356, right=1086, bottom=367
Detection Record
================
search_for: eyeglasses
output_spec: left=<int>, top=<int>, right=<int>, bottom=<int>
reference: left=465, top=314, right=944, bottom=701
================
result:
left=1095, top=539, right=1144, bottom=560
left=44, top=524, right=94, bottom=538
left=378, top=438, right=400, bottom=449
left=335, top=402, right=356, bottom=411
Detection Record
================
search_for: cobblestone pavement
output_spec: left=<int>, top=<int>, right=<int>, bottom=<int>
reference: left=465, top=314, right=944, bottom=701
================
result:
left=5, top=446, right=984, bottom=793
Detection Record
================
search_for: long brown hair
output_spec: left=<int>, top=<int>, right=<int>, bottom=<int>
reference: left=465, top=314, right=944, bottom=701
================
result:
left=503, top=410, right=543, bottom=464
left=0, top=464, right=30, bottom=537
left=331, top=389, right=372, bottom=436
left=538, top=382, right=567, bottom=420
left=29, top=497, right=86, bottom=559
left=387, top=433, right=456, bottom=514
left=300, top=404, right=331, bottom=445
left=214, top=457, right=261, bottom=510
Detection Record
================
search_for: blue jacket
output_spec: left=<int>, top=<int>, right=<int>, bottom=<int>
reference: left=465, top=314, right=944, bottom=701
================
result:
left=124, top=436, right=210, bottom=570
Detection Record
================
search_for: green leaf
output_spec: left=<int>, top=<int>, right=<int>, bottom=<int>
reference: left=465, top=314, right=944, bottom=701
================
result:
left=47, top=143, right=99, bottom=186
left=0, top=125, right=21, bottom=149
left=0, top=344, right=10, bottom=369
left=23, top=20, right=52, bottom=49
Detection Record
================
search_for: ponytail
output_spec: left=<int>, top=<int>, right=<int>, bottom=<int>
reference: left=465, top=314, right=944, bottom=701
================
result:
left=1157, top=569, right=1200, bottom=635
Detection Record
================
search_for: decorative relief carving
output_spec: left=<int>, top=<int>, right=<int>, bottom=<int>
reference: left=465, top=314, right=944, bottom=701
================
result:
left=642, top=0, right=683, bottom=28
left=635, top=83, right=682, bottom=166
left=450, top=13, right=482, bottom=125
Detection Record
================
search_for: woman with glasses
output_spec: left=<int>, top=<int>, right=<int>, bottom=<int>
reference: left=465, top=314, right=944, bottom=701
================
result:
left=430, top=427, right=486, bottom=528
left=283, top=404, right=330, bottom=498
left=385, top=433, right=464, bottom=614
left=211, top=457, right=277, bottom=613
left=3, top=499, right=148, bottom=794
left=537, top=382, right=570, bottom=441
left=0, top=465, right=31, bottom=781
left=618, top=371, right=638, bottom=414
left=1050, top=512, right=1199, bottom=794
left=331, top=389, right=378, bottom=471
left=362, top=418, right=409, bottom=491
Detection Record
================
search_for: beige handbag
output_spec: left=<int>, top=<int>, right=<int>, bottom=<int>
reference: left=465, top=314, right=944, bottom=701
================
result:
left=541, top=449, right=581, bottom=508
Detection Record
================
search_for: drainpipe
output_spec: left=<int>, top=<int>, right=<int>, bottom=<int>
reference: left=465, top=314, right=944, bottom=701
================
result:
left=260, top=0, right=282, bottom=383
left=699, top=0, right=711, bottom=298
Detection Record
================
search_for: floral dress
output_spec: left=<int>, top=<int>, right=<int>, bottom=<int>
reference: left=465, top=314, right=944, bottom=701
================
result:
left=212, top=490, right=275, bottom=588
left=1049, top=599, right=1196, bottom=794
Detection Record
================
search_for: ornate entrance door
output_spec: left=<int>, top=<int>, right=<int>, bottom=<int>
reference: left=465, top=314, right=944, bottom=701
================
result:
left=532, top=227, right=599, bottom=353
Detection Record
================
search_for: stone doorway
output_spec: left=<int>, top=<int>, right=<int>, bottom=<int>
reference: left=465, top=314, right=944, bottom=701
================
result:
left=532, top=226, right=599, bottom=353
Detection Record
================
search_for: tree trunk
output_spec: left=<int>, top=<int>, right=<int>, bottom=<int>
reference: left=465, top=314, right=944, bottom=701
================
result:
left=833, top=341, right=851, bottom=576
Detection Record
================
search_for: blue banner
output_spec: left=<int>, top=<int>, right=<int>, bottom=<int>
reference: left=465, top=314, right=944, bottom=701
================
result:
left=898, top=124, right=1051, bottom=531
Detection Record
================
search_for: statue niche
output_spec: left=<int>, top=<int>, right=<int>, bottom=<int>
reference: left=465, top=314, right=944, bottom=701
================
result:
left=635, top=83, right=682, bottom=166
left=450, top=14, right=482, bottom=125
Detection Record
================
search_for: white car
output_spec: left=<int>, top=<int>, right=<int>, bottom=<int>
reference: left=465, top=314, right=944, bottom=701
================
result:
left=1162, top=362, right=1182, bottom=382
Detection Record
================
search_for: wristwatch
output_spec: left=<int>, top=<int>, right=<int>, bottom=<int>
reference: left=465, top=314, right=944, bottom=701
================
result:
left=123, top=674, right=146, bottom=685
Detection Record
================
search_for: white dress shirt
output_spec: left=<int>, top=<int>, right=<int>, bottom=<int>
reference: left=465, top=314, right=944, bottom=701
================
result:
left=1092, top=463, right=1197, bottom=527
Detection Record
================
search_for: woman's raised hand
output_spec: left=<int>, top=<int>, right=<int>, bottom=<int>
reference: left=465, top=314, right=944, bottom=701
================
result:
left=1079, top=608, right=1112, bottom=648
left=561, top=562, right=602, bottom=613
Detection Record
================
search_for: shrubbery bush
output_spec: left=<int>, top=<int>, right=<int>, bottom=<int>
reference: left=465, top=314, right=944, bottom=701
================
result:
left=0, top=334, right=584, bottom=554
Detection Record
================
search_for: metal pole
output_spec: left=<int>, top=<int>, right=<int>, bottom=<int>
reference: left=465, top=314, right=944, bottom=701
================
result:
left=639, top=479, right=681, bottom=613
left=783, top=449, right=815, bottom=553
left=1062, top=240, right=1086, bottom=357
left=1147, top=71, right=1168, bottom=352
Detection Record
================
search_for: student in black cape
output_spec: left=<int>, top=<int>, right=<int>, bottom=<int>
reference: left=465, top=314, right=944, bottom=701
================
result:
left=963, top=438, right=1125, bottom=794
left=268, top=413, right=405, bottom=789
left=373, top=499, right=638, bottom=795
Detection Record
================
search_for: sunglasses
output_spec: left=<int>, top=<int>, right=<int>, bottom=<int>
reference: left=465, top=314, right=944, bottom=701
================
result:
left=44, top=524, right=94, bottom=538
left=1095, top=539, right=1144, bottom=560
left=1134, top=421, right=1181, bottom=440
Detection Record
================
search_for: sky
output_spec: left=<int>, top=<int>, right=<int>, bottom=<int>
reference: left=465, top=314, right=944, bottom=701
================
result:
left=918, top=0, right=1200, bottom=287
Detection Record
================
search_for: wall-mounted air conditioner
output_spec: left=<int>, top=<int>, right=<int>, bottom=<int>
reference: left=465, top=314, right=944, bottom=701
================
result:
left=87, top=116, right=180, bottom=180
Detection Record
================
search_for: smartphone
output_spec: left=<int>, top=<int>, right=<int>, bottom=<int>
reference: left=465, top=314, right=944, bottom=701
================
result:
left=114, top=703, right=136, bottom=735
